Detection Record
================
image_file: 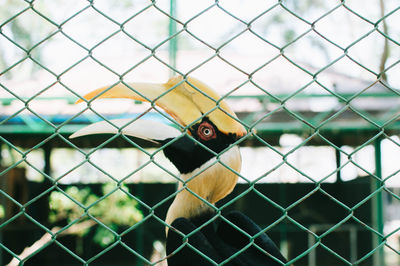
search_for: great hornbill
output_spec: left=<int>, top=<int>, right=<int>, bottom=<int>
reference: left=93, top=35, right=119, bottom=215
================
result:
left=71, top=76, right=287, bottom=265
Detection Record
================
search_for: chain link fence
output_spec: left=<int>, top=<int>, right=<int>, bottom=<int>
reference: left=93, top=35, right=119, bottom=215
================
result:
left=1, top=0, right=400, bottom=265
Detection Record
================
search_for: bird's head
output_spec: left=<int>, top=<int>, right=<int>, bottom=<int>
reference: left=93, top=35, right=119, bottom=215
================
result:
left=71, top=76, right=246, bottom=226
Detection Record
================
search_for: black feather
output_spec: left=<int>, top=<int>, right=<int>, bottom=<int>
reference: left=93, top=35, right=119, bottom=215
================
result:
left=166, top=211, right=287, bottom=266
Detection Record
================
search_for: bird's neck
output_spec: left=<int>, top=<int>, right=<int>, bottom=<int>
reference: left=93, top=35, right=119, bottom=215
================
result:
left=165, top=146, right=241, bottom=229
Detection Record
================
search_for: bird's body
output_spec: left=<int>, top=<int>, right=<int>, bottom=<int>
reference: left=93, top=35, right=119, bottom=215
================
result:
left=71, top=76, right=287, bottom=265
left=167, top=211, right=286, bottom=266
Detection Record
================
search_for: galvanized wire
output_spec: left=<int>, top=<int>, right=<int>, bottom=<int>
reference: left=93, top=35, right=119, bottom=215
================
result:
left=1, top=1, right=400, bottom=265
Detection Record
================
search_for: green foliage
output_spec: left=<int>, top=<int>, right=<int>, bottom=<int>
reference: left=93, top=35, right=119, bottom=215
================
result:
left=49, top=183, right=143, bottom=247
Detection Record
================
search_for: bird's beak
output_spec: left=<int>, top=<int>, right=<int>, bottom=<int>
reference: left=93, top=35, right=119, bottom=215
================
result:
left=69, top=118, right=181, bottom=143
left=73, top=76, right=246, bottom=138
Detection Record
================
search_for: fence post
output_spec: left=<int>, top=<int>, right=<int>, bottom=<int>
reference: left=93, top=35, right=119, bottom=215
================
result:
left=372, top=138, right=385, bottom=266
left=308, top=225, right=317, bottom=266
left=335, top=147, right=342, bottom=182
left=135, top=150, right=145, bottom=266
left=168, top=0, right=177, bottom=76
left=41, top=145, right=52, bottom=226
left=0, top=144, right=3, bottom=266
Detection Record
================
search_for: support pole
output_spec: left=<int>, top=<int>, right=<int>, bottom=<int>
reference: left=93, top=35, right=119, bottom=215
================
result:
left=0, top=144, right=3, bottom=266
left=168, top=0, right=177, bottom=76
left=40, top=145, right=52, bottom=226
left=279, top=183, right=288, bottom=259
left=135, top=150, right=144, bottom=266
left=372, top=138, right=385, bottom=266
left=335, top=147, right=342, bottom=182
left=43, top=145, right=51, bottom=177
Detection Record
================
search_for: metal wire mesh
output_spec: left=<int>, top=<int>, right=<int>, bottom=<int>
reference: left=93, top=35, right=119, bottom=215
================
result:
left=1, top=0, right=400, bottom=265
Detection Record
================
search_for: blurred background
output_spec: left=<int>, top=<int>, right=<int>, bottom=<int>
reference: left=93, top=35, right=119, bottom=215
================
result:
left=1, top=0, right=400, bottom=265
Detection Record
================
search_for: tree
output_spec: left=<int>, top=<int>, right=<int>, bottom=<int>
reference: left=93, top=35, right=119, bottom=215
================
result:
left=7, top=183, right=143, bottom=266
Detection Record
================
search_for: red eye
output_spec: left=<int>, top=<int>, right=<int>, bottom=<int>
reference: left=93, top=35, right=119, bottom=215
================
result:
left=197, top=122, right=216, bottom=141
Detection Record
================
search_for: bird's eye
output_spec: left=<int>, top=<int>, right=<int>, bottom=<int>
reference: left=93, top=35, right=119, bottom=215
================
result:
left=197, top=121, right=216, bottom=141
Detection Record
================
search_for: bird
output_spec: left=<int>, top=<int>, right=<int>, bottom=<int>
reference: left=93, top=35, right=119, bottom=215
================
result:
left=70, top=76, right=287, bottom=265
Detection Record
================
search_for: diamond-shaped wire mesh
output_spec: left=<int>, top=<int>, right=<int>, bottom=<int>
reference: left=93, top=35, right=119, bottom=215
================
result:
left=1, top=0, right=400, bottom=265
